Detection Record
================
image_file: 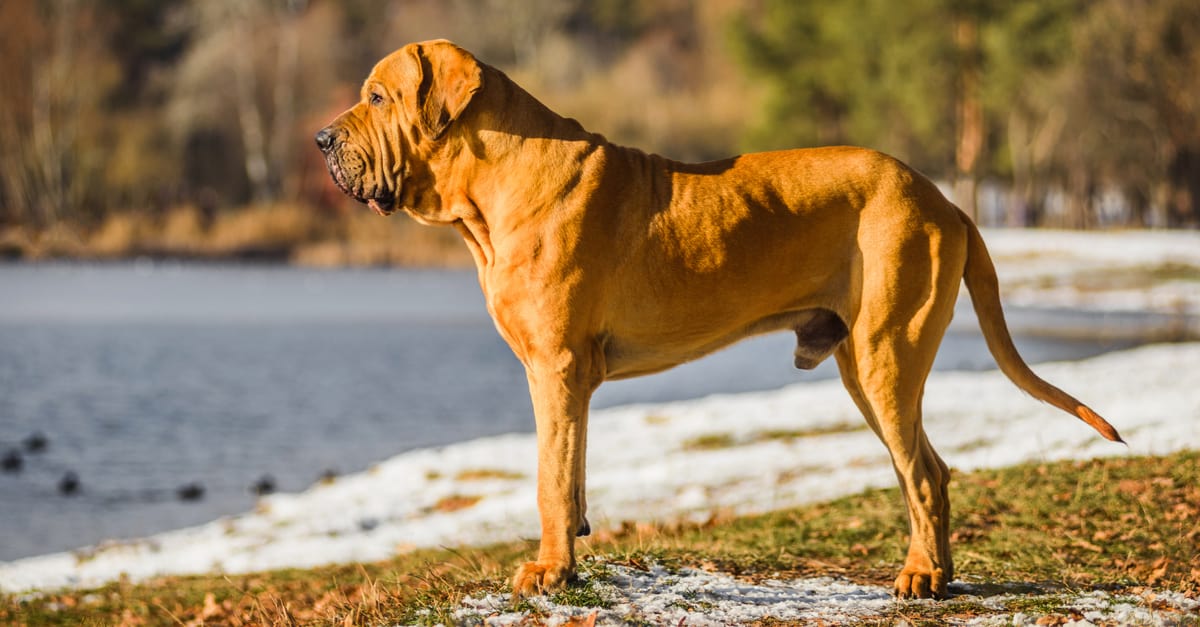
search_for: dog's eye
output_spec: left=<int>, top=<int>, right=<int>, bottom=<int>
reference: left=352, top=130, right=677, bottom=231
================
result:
left=369, top=93, right=384, bottom=106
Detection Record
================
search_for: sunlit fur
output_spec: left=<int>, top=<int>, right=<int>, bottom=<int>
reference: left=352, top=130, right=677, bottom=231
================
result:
left=317, top=40, right=1120, bottom=601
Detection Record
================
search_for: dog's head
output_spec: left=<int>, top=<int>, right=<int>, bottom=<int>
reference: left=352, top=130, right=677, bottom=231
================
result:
left=315, top=40, right=482, bottom=220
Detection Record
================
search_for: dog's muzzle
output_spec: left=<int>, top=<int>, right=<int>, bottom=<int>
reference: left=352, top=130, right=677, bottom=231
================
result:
left=315, top=126, right=396, bottom=215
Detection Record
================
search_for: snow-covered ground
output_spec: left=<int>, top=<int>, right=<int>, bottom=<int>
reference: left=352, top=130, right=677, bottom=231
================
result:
left=982, top=228, right=1200, bottom=316
left=454, top=564, right=1200, bottom=626
left=2, top=228, right=1199, bottom=623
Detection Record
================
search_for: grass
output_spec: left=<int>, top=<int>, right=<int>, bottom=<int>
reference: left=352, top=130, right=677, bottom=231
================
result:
left=453, top=468, right=526, bottom=481
left=3, top=451, right=1198, bottom=625
left=1023, top=261, right=1200, bottom=294
left=681, top=432, right=738, bottom=451
left=1, top=203, right=474, bottom=268
left=1074, top=262, right=1200, bottom=290
left=430, top=495, right=483, bottom=513
left=754, top=423, right=868, bottom=441
left=682, top=423, right=868, bottom=451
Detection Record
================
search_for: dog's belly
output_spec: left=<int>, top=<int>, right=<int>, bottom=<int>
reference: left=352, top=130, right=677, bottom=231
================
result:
left=601, top=308, right=843, bottom=380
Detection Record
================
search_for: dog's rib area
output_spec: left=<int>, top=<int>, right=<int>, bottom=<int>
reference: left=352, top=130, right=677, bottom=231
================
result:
left=602, top=308, right=845, bottom=379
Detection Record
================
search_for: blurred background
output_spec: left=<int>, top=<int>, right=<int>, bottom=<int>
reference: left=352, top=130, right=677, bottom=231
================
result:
left=1, top=0, right=1198, bottom=268
left=1, top=0, right=1198, bottom=564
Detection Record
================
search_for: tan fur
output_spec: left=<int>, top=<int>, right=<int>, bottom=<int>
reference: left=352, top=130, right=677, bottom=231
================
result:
left=316, top=40, right=1121, bottom=600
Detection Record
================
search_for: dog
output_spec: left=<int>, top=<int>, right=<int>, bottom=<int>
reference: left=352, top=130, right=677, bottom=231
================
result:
left=316, top=39, right=1121, bottom=600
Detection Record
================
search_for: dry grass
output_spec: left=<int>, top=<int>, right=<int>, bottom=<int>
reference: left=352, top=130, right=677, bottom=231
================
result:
left=291, top=210, right=470, bottom=268
left=514, top=40, right=754, bottom=163
left=754, top=423, right=869, bottom=441
left=682, top=423, right=869, bottom=451
left=0, top=226, right=35, bottom=259
left=12, top=223, right=90, bottom=259
left=681, top=432, right=738, bottom=451
left=5, top=203, right=473, bottom=268
left=87, top=212, right=150, bottom=257
left=454, top=469, right=526, bottom=481
left=156, top=205, right=208, bottom=255
left=431, top=495, right=483, bottom=513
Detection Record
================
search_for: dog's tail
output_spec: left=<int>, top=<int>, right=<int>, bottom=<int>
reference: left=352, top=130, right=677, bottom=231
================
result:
left=958, top=211, right=1123, bottom=443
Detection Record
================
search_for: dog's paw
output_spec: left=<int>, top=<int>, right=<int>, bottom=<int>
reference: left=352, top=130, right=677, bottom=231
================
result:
left=893, top=566, right=947, bottom=599
left=511, top=560, right=573, bottom=599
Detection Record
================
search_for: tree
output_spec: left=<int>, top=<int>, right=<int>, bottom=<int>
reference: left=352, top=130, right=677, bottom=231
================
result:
left=978, top=0, right=1082, bottom=226
left=729, top=0, right=958, bottom=181
left=1054, top=0, right=1200, bottom=228
left=729, top=0, right=1092, bottom=224
left=0, top=0, right=120, bottom=226
left=170, top=0, right=340, bottom=206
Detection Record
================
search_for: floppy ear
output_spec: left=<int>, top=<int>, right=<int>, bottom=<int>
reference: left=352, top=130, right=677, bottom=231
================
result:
left=405, top=41, right=483, bottom=140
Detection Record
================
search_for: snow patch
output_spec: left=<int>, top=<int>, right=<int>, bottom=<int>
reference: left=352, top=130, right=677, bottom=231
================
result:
left=979, top=228, right=1200, bottom=316
left=448, top=563, right=1200, bottom=626
left=455, top=565, right=894, bottom=626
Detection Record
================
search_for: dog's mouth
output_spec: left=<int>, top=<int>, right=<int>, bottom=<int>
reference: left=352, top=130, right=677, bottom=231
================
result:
left=324, top=152, right=398, bottom=216
left=367, top=196, right=396, bottom=216
left=323, top=153, right=356, bottom=198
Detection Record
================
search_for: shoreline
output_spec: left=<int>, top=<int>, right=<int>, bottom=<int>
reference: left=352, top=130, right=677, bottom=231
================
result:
left=3, top=340, right=1198, bottom=594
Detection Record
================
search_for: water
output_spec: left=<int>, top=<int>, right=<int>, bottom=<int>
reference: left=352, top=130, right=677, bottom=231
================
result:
left=0, top=263, right=1139, bottom=561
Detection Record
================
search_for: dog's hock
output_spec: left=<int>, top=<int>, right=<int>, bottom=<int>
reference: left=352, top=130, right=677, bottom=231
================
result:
left=793, top=309, right=849, bottom=370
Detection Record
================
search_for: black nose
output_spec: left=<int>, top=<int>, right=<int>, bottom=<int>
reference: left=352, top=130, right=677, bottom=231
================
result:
left=315, top=127, right=335, bottom=152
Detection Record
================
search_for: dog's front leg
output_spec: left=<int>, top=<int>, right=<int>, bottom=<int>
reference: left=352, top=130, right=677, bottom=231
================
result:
left=511, top=349, right=600, bottom=599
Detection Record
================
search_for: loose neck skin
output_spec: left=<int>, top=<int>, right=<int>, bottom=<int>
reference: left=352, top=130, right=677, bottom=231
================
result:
left=423, top=64, right=618, bottom=276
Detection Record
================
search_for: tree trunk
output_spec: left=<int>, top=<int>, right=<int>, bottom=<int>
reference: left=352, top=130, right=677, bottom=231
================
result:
left=1127, top=186, right=1148, bottom=227
left=230, top=5, right=272, bottom=203
left=953, top=15, right=984, bottom=223
left=1166, top=146, right=1200, bottom=228
left=1007, top=111, right=1031, bottom=227
left=1065, top=168, right=1095, bottom=230
left=271, top=0, right=306, bottom=201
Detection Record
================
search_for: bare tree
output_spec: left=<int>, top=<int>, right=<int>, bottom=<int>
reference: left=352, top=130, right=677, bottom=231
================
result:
left=952, top=13, right=984, bottom=221
left=1051, top=0, right=1200, bottom=228
left=0, top=0, right=118, bottom=226
left=172, top=0, right=329, bottom=205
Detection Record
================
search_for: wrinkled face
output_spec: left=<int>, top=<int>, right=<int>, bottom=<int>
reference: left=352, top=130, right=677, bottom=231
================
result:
left=315, top=73, right=406, bottom=216
left=314, top=40, right=481, bottom=218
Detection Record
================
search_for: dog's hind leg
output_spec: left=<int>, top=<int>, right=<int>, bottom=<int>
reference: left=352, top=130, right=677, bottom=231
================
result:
left=836, top=341, right=953, bottom=598
left=832, top=228, right=962, bottom=599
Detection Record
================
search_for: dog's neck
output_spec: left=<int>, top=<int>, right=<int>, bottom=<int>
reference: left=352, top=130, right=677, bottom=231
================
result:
left=434, top=64, right=622, bottom=276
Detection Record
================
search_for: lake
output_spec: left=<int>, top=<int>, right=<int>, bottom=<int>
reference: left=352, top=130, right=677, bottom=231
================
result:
left=0, top=263, right=1138, bottom=561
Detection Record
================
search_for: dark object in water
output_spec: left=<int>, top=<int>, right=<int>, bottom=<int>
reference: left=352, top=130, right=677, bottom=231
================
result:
left=23, top=432, right=48, bottom=453
left=319, top=468, right=338, bottom=484
left=251, top=474, right=276, bottom=496
left=59, top=471, right=80, bottom=495
left=2, top=449, right=21, bottom=473
left=177, top=483, right=205, bottom=501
